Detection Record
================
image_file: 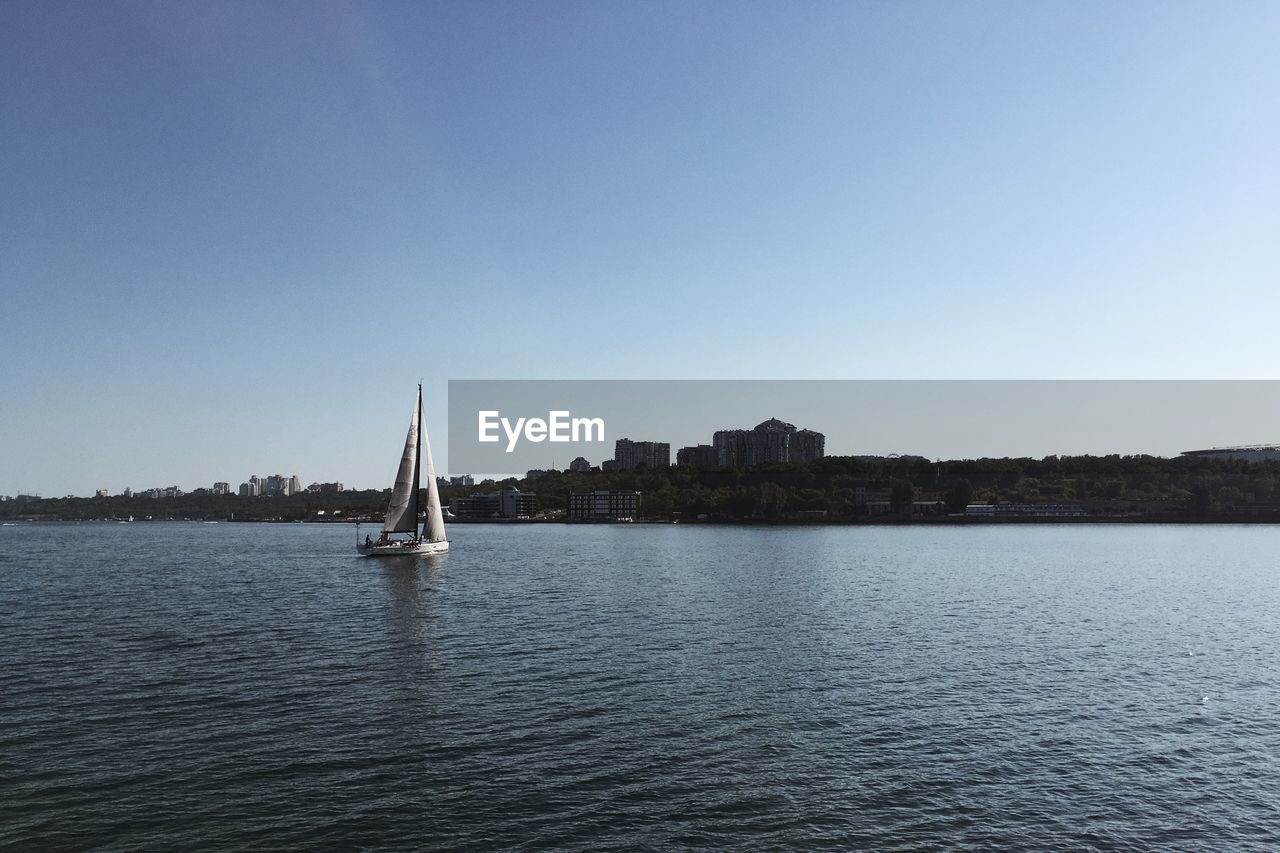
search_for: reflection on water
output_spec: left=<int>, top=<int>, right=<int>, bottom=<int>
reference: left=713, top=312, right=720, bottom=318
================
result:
left=377, top=553, right=445, bottom=698
left=3, top=522, right=1280, bottom=850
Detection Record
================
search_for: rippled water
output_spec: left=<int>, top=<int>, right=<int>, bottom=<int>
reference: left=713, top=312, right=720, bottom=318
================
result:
left=3, top=522, right=1280, bottom=849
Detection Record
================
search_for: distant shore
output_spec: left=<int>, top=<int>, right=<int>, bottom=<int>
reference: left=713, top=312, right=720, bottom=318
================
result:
left=8, top=451, right=1280, bottom=525
left=7, top=515, right=1280, bottom=526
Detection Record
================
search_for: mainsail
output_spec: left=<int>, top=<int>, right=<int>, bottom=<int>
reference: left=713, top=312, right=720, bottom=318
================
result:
left=421, top=393, right=446, bottom=543
left=382, top=387, right=421, bottom=533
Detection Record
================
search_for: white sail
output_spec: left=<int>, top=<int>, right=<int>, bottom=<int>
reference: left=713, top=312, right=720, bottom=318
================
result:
left=422, top=395, right=447, bottom=543
left=382, top=389, right=421, bottom=533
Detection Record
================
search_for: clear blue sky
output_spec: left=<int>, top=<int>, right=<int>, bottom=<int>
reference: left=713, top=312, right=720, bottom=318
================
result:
left=2, top=1, right=1278, bottom=495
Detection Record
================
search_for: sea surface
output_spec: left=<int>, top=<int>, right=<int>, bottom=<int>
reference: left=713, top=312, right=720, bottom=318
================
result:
left=3, top=522, right=1279, bottom=850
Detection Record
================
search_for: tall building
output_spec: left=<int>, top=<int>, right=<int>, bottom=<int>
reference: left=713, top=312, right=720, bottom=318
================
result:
left=212, top=482, right=230, bottom=495
left=613, top=438, right=670, bottom=470
left=713, top=419, right=825, bottom=467
left=252, top=474, right=302, bottom=496
left=792, top=429, right=825, bottom=462
left=676, top=445, right=717, bottom=467
left=569, top=456, right=592, bottom=472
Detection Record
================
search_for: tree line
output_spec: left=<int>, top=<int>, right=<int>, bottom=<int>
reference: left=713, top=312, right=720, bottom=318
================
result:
left=514, top=453, right=1280, bottom=520
left=6, top=454, right=1279, bottom=522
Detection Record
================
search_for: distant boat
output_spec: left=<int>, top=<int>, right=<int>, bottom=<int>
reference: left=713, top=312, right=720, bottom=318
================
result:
left=357, top=384, right=449, bottom=556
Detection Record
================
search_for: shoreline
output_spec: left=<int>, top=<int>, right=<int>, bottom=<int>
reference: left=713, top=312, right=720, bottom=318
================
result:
left=7, top=515, right=1280, bottom=526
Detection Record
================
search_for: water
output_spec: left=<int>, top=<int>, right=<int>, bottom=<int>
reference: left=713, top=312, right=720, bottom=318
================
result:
left=3, top=522, right=1279, bottom=850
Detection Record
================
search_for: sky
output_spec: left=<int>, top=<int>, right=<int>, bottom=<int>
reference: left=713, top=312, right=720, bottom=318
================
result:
left=2, top=1, right=1278, bottom=495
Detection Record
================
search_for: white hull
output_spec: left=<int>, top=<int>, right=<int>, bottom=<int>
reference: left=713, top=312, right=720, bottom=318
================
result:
left=358, top=539, right=449, bottom=557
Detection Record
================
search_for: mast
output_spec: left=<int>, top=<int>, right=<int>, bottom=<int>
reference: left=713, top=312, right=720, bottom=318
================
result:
left=412, top=383, right=422, bottom=536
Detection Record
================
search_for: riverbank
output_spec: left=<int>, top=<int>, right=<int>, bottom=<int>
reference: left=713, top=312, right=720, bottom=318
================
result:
left=7, top=514, right=1280, bottom=525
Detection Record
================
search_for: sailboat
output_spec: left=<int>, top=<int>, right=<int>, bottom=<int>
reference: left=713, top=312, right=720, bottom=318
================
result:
left=357, top=384, right=449, bottom=556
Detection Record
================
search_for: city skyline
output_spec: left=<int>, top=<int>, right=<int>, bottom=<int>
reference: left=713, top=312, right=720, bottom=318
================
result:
left=4, top=3, right=1280, bottom=495
left=20, top=424, right=1280, bottom=500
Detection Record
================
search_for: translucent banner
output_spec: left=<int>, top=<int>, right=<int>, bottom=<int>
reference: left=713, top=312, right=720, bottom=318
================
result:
left=445, top=380, right=1280, bottom=478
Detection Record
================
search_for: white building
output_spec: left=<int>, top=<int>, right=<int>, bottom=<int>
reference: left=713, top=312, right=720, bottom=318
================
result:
left=1182, top=445, right=1280, bottom=463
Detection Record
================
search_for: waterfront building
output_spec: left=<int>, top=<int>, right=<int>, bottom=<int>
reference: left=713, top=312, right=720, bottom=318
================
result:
left=613, top=438, right=670, bottom=470
left=966, top=503, right=1086, bottom=517
left=121, top=488, right=132, bottom=498
left=212, top=482, right=230, bottom=495
left=713, top=418, right=826, bottom=467
left=569, top=456, right=592, bottom=472
left=854, top=486, right=946, bottom=516
left=568, top=490, right=641, bottom=521
left=450, top=487, right=538, bottom=519
left=676, top=444, right=717, bottom=467
left=449, top=475, right=474, bottom=488
left=289, top=475, right=302, bottom=495
left=95, top=489, right=109, bottom=498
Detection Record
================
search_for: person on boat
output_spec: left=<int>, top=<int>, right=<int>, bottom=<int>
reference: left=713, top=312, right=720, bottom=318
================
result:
left=364, top=534, right=373, bottom=548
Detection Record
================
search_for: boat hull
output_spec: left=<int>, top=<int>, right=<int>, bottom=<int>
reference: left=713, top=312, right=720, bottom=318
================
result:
left=357, top=539, right=449, bottom=557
